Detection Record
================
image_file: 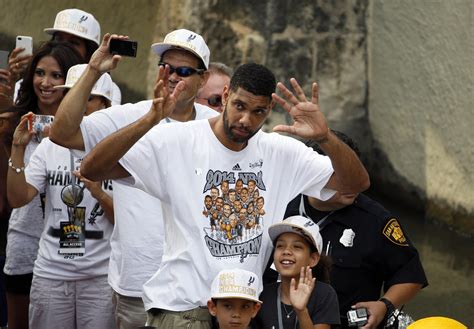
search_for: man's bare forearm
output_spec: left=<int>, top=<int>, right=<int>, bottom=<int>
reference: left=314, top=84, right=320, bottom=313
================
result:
left=81, top=113, right=156, bottom=181
left=382, top=283, right=423, bottom=309
left=50, top=65, right=102, bottom=150
left=320, top=131, right=370, bottom=194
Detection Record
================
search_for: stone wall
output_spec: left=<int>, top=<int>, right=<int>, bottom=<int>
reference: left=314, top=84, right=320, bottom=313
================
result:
left=368, top=0, right=473, bottom=234
left=149, top=0, right=370, bottom=152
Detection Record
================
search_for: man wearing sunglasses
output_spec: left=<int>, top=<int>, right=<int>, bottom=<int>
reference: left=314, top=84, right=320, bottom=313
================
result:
left=50, top=29, right=217, bottom=329
left=196, top=62, right=233, bottom=112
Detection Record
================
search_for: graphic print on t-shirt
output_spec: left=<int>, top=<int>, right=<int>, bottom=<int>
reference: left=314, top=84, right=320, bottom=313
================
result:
left=59, top=183, right=87, bottom=256
left=202, top=169, right=266, bottom=263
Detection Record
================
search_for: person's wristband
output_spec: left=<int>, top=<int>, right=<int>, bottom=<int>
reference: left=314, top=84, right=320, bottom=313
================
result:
left=8, top=158, right=25, bottom=174
left=379, top=297, right=395, bottom=320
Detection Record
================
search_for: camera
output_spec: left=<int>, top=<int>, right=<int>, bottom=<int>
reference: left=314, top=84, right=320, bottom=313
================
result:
left=347, top=307, right=368, bottom=327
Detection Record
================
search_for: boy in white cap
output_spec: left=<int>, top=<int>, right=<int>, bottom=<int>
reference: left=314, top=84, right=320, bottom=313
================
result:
left=55, top=63, right=113, bottom=114
left=208, top=269, right=262, bottom=329
left=253, top=215, right=340, bottom=329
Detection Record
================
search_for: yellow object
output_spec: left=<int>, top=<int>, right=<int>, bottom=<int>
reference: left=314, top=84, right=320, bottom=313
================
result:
left=407, top=317, right=467, bottom=329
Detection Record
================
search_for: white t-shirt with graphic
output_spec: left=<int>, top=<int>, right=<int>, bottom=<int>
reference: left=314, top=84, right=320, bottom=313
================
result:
left=25, top=138, right=114, bottom=280
left=80, top=100, right=217, bottom=296
left=4, top=140, right=44, bottom=275
left=119, top=119, right=335, bottom=311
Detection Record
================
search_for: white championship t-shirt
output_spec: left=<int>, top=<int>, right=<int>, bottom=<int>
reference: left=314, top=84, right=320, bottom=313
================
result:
left=26, top=138, right=114, bottom=280
left=119, top=119, right=335, bottom=311
left=80, top=101, right=217, bottom=296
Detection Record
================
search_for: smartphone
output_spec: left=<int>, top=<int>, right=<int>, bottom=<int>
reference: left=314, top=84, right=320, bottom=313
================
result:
left=109, top=39, right=137, bottom=57
left=28, top=114, right=54, bottom=142
left=16, top=36, right=33, bottom=57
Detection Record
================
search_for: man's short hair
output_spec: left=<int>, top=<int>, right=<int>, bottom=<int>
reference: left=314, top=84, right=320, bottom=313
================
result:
left=208, top=62, right=233, bottom=77
left=229, top=63, right=276, bottom=100
left=305, top=130, right=361, bottom=157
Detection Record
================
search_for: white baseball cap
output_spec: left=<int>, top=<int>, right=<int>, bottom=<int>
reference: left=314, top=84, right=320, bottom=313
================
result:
left=44, top=9, right=101, bottom=46
left=268, top=215, right=323, bottom=255
left=210, top=268, right=262, bottom=303
left=55, top=64, right=113, bottom=102
left=151, top=29, right=210, bottom=69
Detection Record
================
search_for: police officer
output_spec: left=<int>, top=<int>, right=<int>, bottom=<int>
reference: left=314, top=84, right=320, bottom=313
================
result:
left=282, top=131, right=428, bottom=329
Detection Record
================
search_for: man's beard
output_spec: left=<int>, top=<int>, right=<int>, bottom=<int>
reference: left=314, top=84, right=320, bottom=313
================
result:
left=222, top=104, right=261, bottom=144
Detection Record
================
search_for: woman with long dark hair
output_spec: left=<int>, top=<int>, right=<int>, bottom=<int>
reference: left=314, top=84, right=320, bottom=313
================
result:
left=3, top=41, right=82, bottom=329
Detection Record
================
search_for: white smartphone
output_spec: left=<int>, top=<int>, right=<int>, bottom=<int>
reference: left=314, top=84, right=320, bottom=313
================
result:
left=16, top=36, right=33, bottom=57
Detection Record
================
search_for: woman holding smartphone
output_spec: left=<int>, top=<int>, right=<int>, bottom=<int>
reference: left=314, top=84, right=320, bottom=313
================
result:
left=2, top=41, right=82, bottom=329
left=1, top=8, right=121, bottom=112
left=7, top=63, right=116, bottom=328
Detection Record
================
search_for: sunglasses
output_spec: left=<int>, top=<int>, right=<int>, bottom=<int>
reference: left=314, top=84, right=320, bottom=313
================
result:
left=198, top=94, right=222, bottom=107
left=158, top=62, right=204, bottom=77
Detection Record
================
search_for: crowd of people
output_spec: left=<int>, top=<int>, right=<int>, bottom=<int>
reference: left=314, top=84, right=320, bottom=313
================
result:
left=0, top=7, right=428, bottom=329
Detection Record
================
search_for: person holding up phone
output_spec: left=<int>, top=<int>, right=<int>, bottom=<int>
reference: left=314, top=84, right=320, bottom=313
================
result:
left=2, top=41, right=82, bottom=329
left=2, top=8, right=122, bottom=112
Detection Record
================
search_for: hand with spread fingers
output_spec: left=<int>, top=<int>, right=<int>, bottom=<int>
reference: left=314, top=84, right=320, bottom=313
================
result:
left=88, top=33, right=128, bottom=74
left=272, top=78, right=329, bottom=143
left=147, top=64, right=185, bottom=125
left=8, top=47, right=33, bottom=81
left=290, top=266, right=316, bottom=313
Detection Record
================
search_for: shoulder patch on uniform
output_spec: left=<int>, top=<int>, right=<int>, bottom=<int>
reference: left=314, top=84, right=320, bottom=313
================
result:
left=382, top=218, right=409, bottom=246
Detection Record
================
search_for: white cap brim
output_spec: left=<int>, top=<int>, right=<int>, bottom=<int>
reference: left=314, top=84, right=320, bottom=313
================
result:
left=151, top=43, right=208, bottom=69
left=268, top=222, right=322, bottom=254
left=53, top=84, right=112, bottom=102
left=44, top=27, right=99, bottom=45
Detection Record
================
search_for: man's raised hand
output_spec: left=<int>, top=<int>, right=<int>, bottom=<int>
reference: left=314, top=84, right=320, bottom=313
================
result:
left=148, top=64, right=185, bottom=125
left=272, top=78, right=329, bottom=142
left=89, top=33, right=127, bottom=74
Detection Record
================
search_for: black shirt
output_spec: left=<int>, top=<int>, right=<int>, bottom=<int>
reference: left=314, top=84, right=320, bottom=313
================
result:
left=252, top=281, right=340, bottom=328
left=282, top=193, right=428, bottom=327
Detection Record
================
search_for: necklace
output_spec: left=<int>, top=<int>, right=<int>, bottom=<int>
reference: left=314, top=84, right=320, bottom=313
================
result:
left=282, top=303, right=294, bottom=319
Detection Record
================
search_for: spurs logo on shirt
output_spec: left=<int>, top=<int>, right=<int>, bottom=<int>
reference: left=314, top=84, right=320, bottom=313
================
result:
left=202, top=169, right=266, bottom=262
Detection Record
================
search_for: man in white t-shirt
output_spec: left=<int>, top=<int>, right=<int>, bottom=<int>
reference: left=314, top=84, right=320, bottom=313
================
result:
left=79, top=59, right=370, bottom=328
left=50, top=29, right=217, bottom=328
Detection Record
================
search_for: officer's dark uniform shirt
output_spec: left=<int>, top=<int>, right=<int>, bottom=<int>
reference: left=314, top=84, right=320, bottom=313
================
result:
left=283, top=193, right=428, bottom=327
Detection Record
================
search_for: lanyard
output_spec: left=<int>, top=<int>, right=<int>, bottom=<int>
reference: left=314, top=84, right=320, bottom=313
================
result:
left=277, top=284, right=298, bottom=329
left=298, top=194, right=334, bottom=229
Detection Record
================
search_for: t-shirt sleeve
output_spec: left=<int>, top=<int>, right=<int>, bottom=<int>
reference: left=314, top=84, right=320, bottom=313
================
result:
left=118, top=127, right=169, bottom=202
left=310, top=282, right=341, bottom=325
left=25, top=140, right=48, bottom=193
left=80, top=103, right=143, bottom=153
left=377, top=218, right=428, bottom=289
left=279, top=136, right=335, bottom=201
